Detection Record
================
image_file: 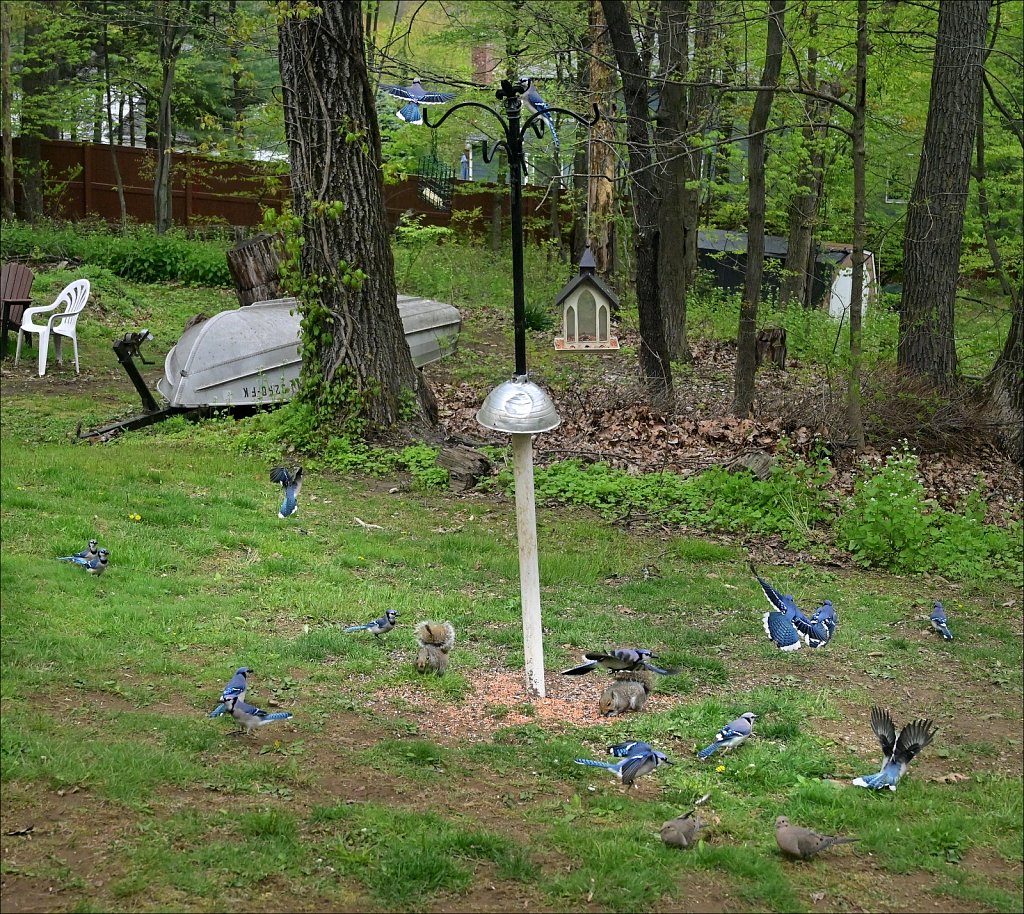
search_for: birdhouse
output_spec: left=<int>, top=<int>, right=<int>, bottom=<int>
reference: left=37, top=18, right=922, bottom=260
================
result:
left=553, top=246, right=619, bottom=350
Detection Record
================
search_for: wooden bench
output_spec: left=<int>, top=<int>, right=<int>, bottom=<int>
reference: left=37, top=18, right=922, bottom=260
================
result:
left=1, top=263, right=35, bottom=359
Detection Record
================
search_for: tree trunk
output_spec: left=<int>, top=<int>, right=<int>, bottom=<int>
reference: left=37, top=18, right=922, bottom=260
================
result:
left=602, top=0, right=673, bottom=406
left=732, top=0, right=786, bottom=418
left=980, top=287, right=1023, bottom=464
left=655, top=1, right=692, bottom=362
left=154, top=1, right=191, bottom=235
left=684, top=0, right=716, bottom=291
left=103, top=3, right=127, bottom=228
left=588, top=0, right=617, bottom=275
left=0, top=1, right=13, bottom=220
left=846, top=0, right=868, bottom=452
left=17, top=19, right=56, bottom=220
left=278, top=0, right=435, bottom=430
left=897, top=0, right=991, bottom=386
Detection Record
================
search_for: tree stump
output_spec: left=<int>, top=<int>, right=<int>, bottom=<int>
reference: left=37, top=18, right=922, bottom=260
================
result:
left=721, top=450, right=775, bottom=481
left=755, top=327, right=787, bottom=369
left=227, top=232, right=283, bottom=306
left=437, top=444, right=491, bottom=492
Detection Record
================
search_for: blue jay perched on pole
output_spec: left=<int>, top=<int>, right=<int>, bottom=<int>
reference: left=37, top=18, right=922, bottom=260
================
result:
left=697, top=712, right=757, bottom=759
left=575, top=743, right=673, bottom=787
left=227, top=697, right=293, bottom=737
left=68, top=548, right=109, bottom=575
left=270, top=466, right=302, bottom=518
left=524, top=79, right=559, bottom=151
left=379, top=78, right=456, bottom=125
left=930, top=602, right=954, bottom=641
left=750, top=562, right=836, bottom=650
left=561, top=648, right=679, bottom=676
left=852, top=707, right=937, bottom=791
left=344, top=609, right=399, bottom=640
left=57, top=539, right=98, bottom=563
left=208, top=667, right=252, bottom=718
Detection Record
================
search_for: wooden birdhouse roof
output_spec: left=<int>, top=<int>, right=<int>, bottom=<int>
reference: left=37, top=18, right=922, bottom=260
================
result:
left=554, top=259, right=620, bottom=309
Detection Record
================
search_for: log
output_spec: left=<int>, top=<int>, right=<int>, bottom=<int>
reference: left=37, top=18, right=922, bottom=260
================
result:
left=227, top=232, right=283, bottom=306
left=721, top=450, right=774, bottom=481
left=754, top=327, right=787, bottom=369
left=437, top=444, right=491, bottom=492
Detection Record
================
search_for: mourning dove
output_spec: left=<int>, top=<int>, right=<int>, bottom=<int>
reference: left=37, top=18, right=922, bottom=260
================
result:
left=775, top=816, right=858, bottom=859
left=661, top=814, right=705, bottom=849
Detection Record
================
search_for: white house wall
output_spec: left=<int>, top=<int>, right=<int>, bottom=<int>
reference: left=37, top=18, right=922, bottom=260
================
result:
left=828, top=252, right=877, bottom=321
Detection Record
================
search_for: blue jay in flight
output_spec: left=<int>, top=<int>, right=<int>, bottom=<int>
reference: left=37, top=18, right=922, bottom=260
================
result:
left=575, top=744, right=673, bottom=787
left=561, top=648, right=679, bottom=676
left=930, top=602, right=953, bottom=641
left=380, top=78, right=456, bottom=125
left=57, top=539, right=98, bottom=562
left=697, top=712, right=757, bottom=759
left=270, top=466, right=302, bottom=518
left=209, top=667, right=252, bottom=718
left=69, top=548, right=109, bottom=575
left=344, top=609, right=399, bottom=639
left=524, top=80, right=559, bottom=151
left=227, top=697, right=293, bottom=737
left=852, top=707, right=937, bottom=791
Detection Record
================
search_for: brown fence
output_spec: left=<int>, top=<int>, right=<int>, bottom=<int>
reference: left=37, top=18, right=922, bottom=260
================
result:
left=5, top=139, right=563, bottom=240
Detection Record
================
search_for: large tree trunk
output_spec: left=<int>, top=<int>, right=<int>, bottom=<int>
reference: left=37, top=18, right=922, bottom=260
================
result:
left=278, top=0, right=435, bottom=430
left=0, top=1, right=13, bottom=220
left=602, top=0, right=673, bottom=406
left=655, top=1, right=692, bottom=362
left=846, top=0, right=868, bottom=451
left=17, top=18, right=58, bottom=221
left=588, top=0, right=617, bottom=275
left=732, top=0, right=786, bottom=418
left=897, top=0, right=991, bottom=386
left=980, top=289, right=1023, bottom=464
left=154, top=0, right=191, bottom=235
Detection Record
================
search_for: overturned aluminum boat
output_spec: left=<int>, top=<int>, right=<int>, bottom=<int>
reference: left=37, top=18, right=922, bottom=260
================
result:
left=157, top=295, right=461, bottom=408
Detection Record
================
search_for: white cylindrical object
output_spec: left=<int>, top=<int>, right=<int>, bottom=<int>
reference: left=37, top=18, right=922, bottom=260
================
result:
left=511, top=432, right=546, bottom=698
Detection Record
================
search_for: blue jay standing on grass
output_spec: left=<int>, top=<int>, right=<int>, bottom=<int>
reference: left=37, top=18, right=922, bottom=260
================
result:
left=270, top=466, right=302, bottom=518
left=852, top=707, right=937, bottom=791
left=697, top=712, right=757, bottom=759
left=575, top=744, right=673, bottom=786
left=69, top=548, right=109, bottom=575
left=524, top=80, right=559, bottom=151
left=607, top=740, right=653, bottom=758
left=57, top=539, right=98, bottom=562
left=379, top=78, right=456, bottom=125
left=344, top=609, right=399, bottom=639
left=227, top=697, right=293, bottom=737
left=561, top=648, right=679, bottom=676
left=803, top=600, right=838, bottom=649
left=750, top=562, right=836, bottom=650
left=209, top=667, right=252, bottom=718
left=930, top=602, right=954, bottom=641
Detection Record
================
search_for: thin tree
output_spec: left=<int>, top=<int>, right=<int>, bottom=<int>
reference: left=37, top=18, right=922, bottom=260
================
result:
left=278, top=0, right=436, bottom=429
left=897, top=0, right=992, bottom=385
left=587, top=0, right=617, bottom=275
left=732, top=0, right=786, bottom=418
left=153, top=0, right=191, bottom=234
left=1, top=1, right=13, bottom=220
left=602, top=0, right=674, bottom=406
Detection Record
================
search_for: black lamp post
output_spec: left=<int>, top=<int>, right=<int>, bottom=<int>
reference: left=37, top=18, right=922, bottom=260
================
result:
left=425, top=80, right=599, bottom=696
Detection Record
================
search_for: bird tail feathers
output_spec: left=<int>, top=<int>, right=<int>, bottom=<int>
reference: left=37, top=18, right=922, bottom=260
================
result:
left=574, top=758, right=615, bottom=771
left=697, top=743, right=721, bottom=760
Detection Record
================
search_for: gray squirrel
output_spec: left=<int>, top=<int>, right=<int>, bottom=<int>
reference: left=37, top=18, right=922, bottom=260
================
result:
left=599, top=669, right=653, bottom=716
left=415, top=620, right=456, bottom=675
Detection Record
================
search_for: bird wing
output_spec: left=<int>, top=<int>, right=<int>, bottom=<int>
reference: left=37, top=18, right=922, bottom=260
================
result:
left=290, top=467, right=303, bottom=498
left=892, top=719, right=937, bottom=766
left=749, top=563, right=804, bottom=618
left=764, top=611, right=803, bottom=650
left=380, top=84, right=419, bottom=101
left=270, top=466, right=292, bottom=486
left=869, top=707, right=898, bottom=758
left=619, top=751, right=655, bottom=783
left=417, top=90, right=456, bottom=104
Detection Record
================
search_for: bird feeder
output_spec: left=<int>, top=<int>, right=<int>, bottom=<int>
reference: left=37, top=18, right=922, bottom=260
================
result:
left=554, top=245, right=619, bottom=350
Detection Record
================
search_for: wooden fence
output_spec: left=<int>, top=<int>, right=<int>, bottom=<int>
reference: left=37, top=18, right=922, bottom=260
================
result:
left=4, top=139, right=563, bottom=241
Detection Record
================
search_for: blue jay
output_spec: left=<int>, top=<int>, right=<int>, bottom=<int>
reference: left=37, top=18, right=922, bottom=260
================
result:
left=209, top=667, right=252, bottom=718
left=379, top=78, right=456, bottom=125
left=227, top=697, right=293, bottom=737
left=270, top=466, right=302, bottom=518
left=69, top=548, right=109, bottom=575
left=524, top=80, right=559, bottom=151
left=57, top=539, right=98, bottom=562
left=608, top=740, right=653, bottom=758
left=561, top=648, right=679, bottom=676
left=344, top=609, right=399, bottom=639
left=852, top=707, right=937, bottom=791
left=751, top=562, right=835, bottom=650
left=930, top=602, right=953, bottom=641
left=802, top=600, right=838, bottom=649
left=697, top=712, right=757, bottom=759
left=575, top=745, right=673, bottom=787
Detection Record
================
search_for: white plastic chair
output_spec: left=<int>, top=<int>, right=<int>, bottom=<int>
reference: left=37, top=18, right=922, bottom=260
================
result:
left=15, top=278, right=91, bottom=377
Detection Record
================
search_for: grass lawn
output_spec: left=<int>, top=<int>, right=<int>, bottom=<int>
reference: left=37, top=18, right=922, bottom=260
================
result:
left=1, top=275, right=1022, bottom=913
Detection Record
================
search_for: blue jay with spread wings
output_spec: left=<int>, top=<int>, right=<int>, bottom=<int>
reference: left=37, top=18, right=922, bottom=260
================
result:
left=852, top=707, right=938, bottom=791
left=379, top=78, right=456, bottom=125
left=575, top=743, right=673, bottom=787
left=270, top=466, right=302, bottom=518
left=524, top=79, right=559, bottom=151
left=561, top=648, right=679, bottom=676
left=209, top=667, right=252, bottom=718
left=607, top=740, right=654, bottom=758
left=57, top=539, right=98, bottom=563
left=930, top=602, right=953, bottom=641
left=697, top=712, right=757, bottom=759
left=344, top=609, right=399, bottom=639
